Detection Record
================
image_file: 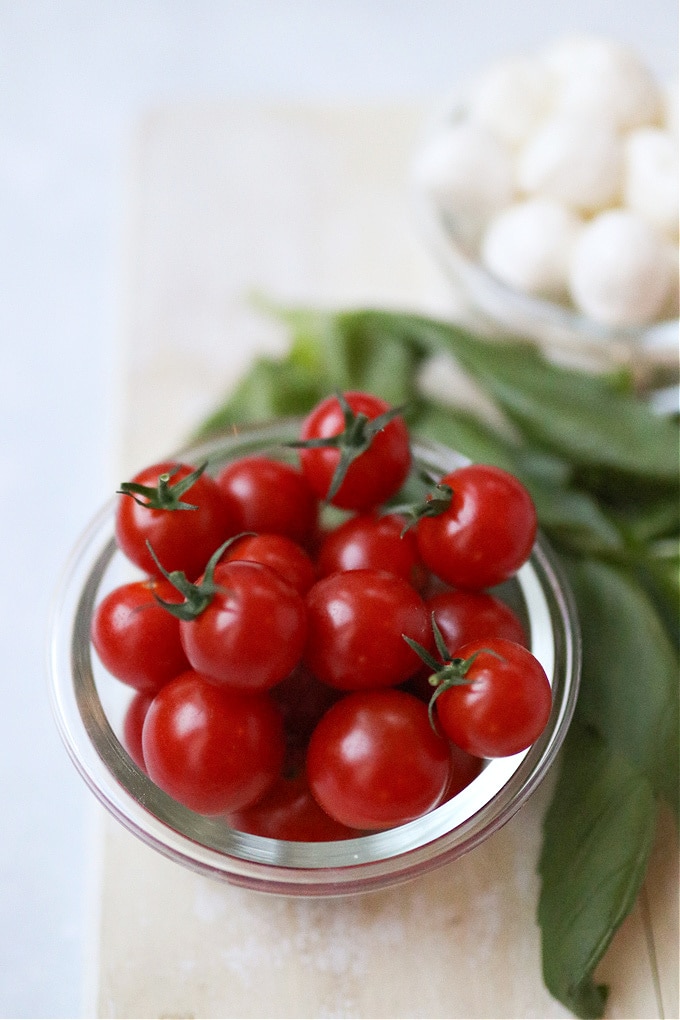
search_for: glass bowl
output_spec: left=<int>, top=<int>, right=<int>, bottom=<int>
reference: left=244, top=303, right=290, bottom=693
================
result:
left=411, top=100, right=679, bottom=390
left=48, top=420, right=581, bottom=896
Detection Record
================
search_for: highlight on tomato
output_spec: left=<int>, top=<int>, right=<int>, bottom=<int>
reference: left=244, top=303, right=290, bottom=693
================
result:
left=410, top=463, right=538, bottom=591
left=115, top=460, right=234, bottom=580
left=292, top=390, right=411, bottom=510
left=303, top=568, right=431, bottom=690
left=306, top=688, right=452, bottom=830
left=141, top=670, right=286, bottom=815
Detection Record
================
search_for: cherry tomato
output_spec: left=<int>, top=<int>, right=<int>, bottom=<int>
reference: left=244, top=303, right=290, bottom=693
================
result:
left=142, top=669, right=285, bottom=814
left=443, top=743, right=484, bottom=800
left=179, top=560, right=307, bottom=691
left=297, top=391, right=411, bottom=510
left=433, top=638, right=552, bottom=758
left=415, top=464, right=537, bottom=590
left=306, top=689, right=451, bottom=830
left=426, top=589, right=528, bottom=650
left=115, top=460, right=233, bottom=580
left=122, top=691, right=153, bottom=772
left=316, top=512, right=426, bottom=589
left=304, top=569, right=431, bottom=690
left=215, top=455, right=319, bottom=547
left=91, top=577, right=190, bottom=692
left=226, top=773, right=360, bottom=841
left=221, top=532, right=317, bottom=595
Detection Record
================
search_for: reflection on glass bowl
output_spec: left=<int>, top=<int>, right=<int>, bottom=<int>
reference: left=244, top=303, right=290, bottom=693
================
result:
left=48, top=421, right=581, bottom=896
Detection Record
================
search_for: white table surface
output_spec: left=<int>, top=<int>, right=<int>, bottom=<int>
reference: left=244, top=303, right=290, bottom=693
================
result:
left=1, top=3, right=677, bottom=1018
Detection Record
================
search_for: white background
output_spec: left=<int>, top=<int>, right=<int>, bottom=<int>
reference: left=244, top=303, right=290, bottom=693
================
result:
left=0, top=3, right=676, bottom=1017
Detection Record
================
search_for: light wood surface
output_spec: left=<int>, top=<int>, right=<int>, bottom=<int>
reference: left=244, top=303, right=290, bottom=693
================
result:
left=89, top=102, right=679, bottom=1019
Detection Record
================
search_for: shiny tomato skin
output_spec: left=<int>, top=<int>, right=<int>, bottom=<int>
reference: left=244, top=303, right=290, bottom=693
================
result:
left=435, top=638, right=552, bottom=759
left=415, top=465, right=537, bottom=591
left=427, top=589, right=528, bottom=650
left=214, top=455, right=319, bottom=547
left=306, top=689, right=451, bottom=830
left=221, top=532, right=317, bottom=595
left=303, top=569, right=431, bottom=691
left=115, top=461, right=234, bottom=580
left=298, top=392, right=411, bottom=510
left=316, top=512, right=426, bottom=589
left=142, top=670, right=285, bottom=815
left=226, top=773, right=360, bottom=841
left=122, top=691, right=153, bottom=772
left=443, top=742, right=484, bottom=800
left=179, top=560, right=307, bottom=691
left=91, top=577, right=190, bottom=692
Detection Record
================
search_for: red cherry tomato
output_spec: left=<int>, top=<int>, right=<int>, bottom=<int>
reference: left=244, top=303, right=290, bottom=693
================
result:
left=304, top=569, right=431, bottom=690
left=215, top=455, right=319, bottom=547
left=415, top=465, right=537, bottom=590
left=316, top=512, right=426, bottom=589
left=142, top=670, right=285, bottom=814
left=297, top=391, right=411, bottom=510
left=226, top=773, right=360, bottom=841
left=306, top=689, right=451, bottom=830
left=433, top=638, right=552, bottom=759
left=221, top=532, right=317, bottom=595
left=443, top=743, right=485, bottom=801
left=427, top=589, right=528, bottom=650
left=115, top=461, right=233, bottom=580
left=122, top=691, right=153, bottom=772
left=179, top=560, right=307, bottom=691
left=91, top=577, right=190, bottom=693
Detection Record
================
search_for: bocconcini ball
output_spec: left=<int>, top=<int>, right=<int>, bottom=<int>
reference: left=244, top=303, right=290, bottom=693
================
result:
left=481, top=197, right=582, bottom=300
left=568, top=209, right=674, bottom=326
left=516, top=115, right=624, bottom=214
left=411, top=120, right=515, bottom=251
left=623, top=127, right=679, bottom=241
left=542, top=35, right=664, bottom=131
left=467, top=56, right=556, bottom=148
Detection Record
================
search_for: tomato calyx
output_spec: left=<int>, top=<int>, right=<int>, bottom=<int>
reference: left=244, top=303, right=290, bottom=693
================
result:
left=398, top=480, right=454, bottom=535
left=117, top=462, right=209, bottom=511
left=287, top=391, right=407, bottom=503
left=404, top=615, right=502, bottom=732
left=146, top=534, right=252, bottom=621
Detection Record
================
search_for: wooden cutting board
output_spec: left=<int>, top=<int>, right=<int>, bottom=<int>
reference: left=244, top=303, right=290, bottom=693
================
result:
left=87, top=102, right=678, bottom=1019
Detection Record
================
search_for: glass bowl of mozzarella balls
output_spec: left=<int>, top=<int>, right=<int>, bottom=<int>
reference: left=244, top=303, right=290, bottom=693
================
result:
left=412, top=35, right=678, bottom=378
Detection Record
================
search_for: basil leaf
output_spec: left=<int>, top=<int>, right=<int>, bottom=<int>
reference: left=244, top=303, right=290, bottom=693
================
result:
left=191, top=354, right=325, bottom=440
left=393, top=312, right=679, bottom=485
left=564, top=557, right=679, bottom=814
left=538, top=721, right=657, bottom=1019
left=410, top=400, right=520, bottom=472
left=260, top=303, right=429, bottom=408
left=319, top=309, right=679, bottom=487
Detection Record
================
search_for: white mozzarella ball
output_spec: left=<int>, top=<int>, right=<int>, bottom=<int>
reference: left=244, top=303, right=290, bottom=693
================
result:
left=467, top=56, right=556, bottom=147
left=624, top=128, right=679, bottom=241
left=480, top=197, right=582, bottom=300
left=412, top=120, right=515, bottom=251
left=517, top=115, right=624, bottom=213
left=568, top=209, right=674, bottom=326
left=541, top=35, right=663, bottom=130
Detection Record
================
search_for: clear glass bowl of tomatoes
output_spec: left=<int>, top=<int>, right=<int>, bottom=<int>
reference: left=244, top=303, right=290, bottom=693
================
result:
left=49, top=402, right=580, bottom=896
